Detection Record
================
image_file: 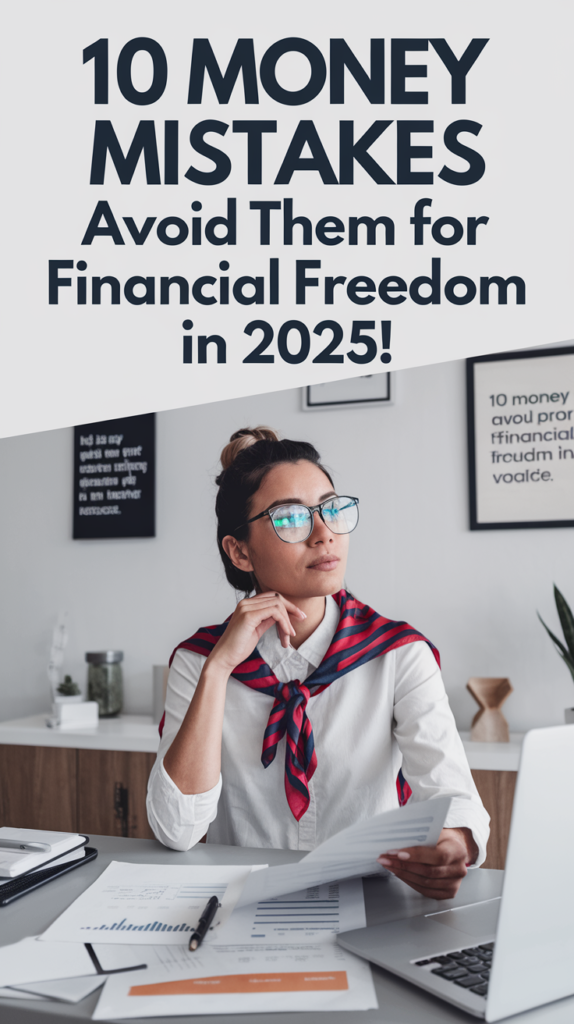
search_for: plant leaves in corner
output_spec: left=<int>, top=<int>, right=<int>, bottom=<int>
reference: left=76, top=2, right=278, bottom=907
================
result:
left=554, top=584, right=574, bottom=662
left=538, top=612, right=574, bottom=683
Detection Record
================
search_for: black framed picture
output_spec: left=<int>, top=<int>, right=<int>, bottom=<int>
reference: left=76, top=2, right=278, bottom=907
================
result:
left=73, top=413, right=155, bottom=539
left=467, top=347, right=574, bottom=530
left=304, top=373, right=391, bottom=410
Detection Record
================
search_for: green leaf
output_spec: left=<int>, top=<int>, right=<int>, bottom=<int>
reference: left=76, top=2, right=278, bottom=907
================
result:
left=554, top=585, right=574, bottom=661
left=538, top=613, right=574, bottom=681
left=562, top=657, right=574, bottom=684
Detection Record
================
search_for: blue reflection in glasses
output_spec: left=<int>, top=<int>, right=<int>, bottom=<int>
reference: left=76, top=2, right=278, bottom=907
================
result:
left=322, top=501, right=354, bottom=520
left=272, top=511, right=310, bottom=529
left=272, top=500, right=356, bottom=530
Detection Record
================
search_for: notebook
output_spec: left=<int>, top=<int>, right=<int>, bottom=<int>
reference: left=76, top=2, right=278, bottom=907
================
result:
left=0, top=829, right=88, bottom=878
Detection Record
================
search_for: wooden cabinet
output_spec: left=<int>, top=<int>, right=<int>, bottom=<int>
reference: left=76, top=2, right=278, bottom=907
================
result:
left=471, top=769, right=517, bottom=870
left=0, top=745, right=155, bottom=840
left=0, top=744, right=78, bottom=832
left=77, top=750, right=156, bottom=840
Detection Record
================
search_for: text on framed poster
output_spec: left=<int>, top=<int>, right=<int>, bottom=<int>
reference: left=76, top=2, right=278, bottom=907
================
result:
left=467, top=348, right=574, bottom=530
left=73, top=413, right=155, bottom=539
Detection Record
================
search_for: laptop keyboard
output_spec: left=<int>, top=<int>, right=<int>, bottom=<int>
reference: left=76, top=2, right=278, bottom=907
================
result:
left=415, top=942, right=494, bottom=998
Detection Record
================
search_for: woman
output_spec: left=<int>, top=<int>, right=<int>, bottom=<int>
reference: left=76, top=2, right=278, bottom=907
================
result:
left=147, top=427, right=489, bottom=900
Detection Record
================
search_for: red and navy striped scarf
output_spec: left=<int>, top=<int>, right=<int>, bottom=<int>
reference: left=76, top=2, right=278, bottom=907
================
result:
left=162, top=590, right=440, bottom=822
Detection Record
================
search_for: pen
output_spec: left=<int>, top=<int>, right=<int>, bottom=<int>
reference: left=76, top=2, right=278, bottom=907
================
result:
left=189, top=895, right=220, bottom=951
left=0, top=840, right=51, bottom=853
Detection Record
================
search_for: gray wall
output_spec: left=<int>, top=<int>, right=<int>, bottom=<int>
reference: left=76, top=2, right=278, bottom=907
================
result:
left=1, top=359, right=573, bottom=730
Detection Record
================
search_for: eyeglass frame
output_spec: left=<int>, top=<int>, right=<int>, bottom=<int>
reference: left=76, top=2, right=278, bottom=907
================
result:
left=237, top=495, right=360, bottom=543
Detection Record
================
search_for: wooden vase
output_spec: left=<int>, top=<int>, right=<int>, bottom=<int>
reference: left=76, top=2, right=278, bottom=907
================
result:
left=467, top=677, right=513, bottom=742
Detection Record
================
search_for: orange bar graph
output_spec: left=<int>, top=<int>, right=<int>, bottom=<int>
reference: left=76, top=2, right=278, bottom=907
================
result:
left=129, top=971, right=349, bottom=996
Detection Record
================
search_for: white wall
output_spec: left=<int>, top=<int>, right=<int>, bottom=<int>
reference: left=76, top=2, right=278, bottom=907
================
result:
left=1, top=359, right=573, bottom=731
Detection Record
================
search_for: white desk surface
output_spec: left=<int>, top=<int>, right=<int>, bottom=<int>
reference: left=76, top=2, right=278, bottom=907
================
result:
left=0, top=713, right=525, bottom=768
left=0, top=835, right=572, bottom=1024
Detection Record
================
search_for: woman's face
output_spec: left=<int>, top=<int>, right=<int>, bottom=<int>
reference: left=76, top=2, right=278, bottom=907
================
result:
left=226, top=460, right=350, bottom=602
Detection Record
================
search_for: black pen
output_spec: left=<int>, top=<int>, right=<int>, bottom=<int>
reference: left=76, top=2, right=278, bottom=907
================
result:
left=189, top=895, right=220, bottom=951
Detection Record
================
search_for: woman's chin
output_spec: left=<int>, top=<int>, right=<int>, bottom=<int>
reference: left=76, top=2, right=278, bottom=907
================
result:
left=259, top=570, right=346, bottom=601
left=305, top=574, right=346, bottom=598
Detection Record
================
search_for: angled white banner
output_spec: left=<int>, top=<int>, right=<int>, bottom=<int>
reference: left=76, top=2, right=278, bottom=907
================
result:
left=1, top=0, right=572, bottom=436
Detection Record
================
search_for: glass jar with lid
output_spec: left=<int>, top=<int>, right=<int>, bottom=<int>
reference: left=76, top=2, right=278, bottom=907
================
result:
left=86, top=651, right=123, bottom=717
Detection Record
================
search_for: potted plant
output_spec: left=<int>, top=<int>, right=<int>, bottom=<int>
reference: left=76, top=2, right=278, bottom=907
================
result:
left=54, top=675, right=83, bottom=704
left=538, top=585, right=574, bottom=724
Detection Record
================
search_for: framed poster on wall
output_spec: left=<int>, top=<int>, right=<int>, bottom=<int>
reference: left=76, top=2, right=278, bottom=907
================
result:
left=304, top=373, right=392, bottom=410
left=73, top=413, right=155, bottom=539
left=467, top=347, right=574, bottom=530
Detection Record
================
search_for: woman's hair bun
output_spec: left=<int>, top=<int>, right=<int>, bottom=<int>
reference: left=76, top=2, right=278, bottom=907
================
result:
left=220, top=426, right=279, bottom=471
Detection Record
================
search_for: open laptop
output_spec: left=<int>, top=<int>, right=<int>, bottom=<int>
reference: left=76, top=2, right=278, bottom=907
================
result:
left=337, top=725, right=574, bottom=1021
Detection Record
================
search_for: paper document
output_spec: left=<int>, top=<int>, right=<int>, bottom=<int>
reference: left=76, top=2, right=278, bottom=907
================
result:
left=40, top=862, right=255, bottom=945
left=0, top=936, right=146, bottom=990
left=0, top=988, right=44, bottom=1001
left=93, top=942, right=376, bottom=1017
left=3, top=945, right=153, bottom=1004
left=0, top=937, right=96, bottom=988
left=214, top=877, right=366, bottom=945
left=10, top=976, right=106, bottom=1004
left=92, top=875, right=376, bottom=1017
left=238, top=795, right=451, bottom=907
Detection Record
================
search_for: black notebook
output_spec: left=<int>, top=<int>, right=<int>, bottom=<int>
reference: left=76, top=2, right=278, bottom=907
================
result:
left=0, top=847, right=98, bottom=906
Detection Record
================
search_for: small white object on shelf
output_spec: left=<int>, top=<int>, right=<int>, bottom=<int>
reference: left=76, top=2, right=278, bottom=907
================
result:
left=46, top=701, right=99, bottom=730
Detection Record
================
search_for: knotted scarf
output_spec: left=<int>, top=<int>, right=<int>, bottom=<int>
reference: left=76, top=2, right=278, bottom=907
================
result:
left=160, top=589, right=440, bottom=821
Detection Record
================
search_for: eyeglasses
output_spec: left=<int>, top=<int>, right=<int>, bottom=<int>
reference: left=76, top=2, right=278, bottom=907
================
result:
left=243, top=495, right=360, bottom=544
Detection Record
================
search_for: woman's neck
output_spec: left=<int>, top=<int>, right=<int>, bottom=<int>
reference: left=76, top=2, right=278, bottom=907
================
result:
left=288, top=595, right=327, bottom=649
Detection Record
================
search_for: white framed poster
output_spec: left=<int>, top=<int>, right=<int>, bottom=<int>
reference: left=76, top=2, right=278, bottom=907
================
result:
left=467, top=347, right=574, bottom=529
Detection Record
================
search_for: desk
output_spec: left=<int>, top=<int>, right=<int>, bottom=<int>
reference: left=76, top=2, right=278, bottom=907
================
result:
left=1, top=835, right=573, bottom=1024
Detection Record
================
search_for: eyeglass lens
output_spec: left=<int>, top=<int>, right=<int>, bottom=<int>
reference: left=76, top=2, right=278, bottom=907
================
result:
left=270, top=497, right=358, bottom=543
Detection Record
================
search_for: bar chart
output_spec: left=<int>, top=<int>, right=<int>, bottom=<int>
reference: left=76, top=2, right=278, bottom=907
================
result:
left=41, top=863, right=252, bottom=945
left=79, top=883, right=228, bottom=934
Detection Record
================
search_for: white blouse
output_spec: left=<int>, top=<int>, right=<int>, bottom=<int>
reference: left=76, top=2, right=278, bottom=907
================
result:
left=147, top=596, right=490, bottom=863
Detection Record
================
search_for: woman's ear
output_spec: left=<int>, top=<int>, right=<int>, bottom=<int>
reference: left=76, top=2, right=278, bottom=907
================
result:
left=222, top=535, right=254, bottom=573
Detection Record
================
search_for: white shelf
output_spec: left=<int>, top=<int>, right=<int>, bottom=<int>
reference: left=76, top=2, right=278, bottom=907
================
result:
left=459, top=731, right=524, bottom=771
left=0, top=713, right=524, bottom=768
left=0, top=713, right=160, bottom=753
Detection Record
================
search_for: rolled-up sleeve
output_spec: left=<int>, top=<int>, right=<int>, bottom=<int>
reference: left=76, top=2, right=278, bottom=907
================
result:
left=146, top=649, right=222, bottom=851
left=392, top=642, right=491, bottom=866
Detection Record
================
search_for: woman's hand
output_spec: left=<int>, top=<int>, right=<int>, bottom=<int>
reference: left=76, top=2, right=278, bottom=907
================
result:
left=207, top=591, right=307, bottom=675
left=164, top=591, right=306, bottom=797
left=377, top=827, right=478, bottom=901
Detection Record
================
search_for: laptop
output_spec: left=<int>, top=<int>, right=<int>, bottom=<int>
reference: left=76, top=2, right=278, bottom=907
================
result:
left=337, top=725, right=574, bottom=1021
